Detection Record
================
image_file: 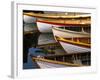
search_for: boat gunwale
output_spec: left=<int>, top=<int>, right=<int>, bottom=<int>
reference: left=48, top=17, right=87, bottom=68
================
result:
left=36, top=19, right=91, bottom=26
left=32, top=57, right=83, bottom=67
left=56, top=37, right=91, bottom=48
left=23, top=12, right=91, bottom=19
left=52, top=27, right=90, bottom=35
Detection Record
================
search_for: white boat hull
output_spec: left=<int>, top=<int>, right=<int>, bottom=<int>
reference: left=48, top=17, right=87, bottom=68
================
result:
left=59, top=41, right=90, bottom=54
left=36, top=60, right=67, bottom=68
left=24, top=15, right=36, bottom=23
left=36, top=21, right=60, bottom=33
left=52, top=27, right=90, bottom=38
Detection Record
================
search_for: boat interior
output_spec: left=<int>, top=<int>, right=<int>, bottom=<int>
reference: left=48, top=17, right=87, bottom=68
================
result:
left=32, top=51, right=90, bottom=67
left=56, top=36, right=91, bottom=48
left=53, top=26, right=91, bottom=33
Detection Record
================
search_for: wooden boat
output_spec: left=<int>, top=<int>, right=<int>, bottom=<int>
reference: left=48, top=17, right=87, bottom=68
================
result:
left=24, top=12, right=90, bottom=33
left=26, top=46, right=90, bottom=69
left=24, top=12, right=90, bottom=19
left=32, top=51, right=90, bottom=68
left=52, top=26, right=90, bottom=40
left=32, top=57, right=82, bottom=68
left=36, top=17, right=90, bottom=33
left=36, top=20, right=61, bottom=33
left=23, top=14, right=36, bottom=23
left=56, top=37, right=90, bottom=54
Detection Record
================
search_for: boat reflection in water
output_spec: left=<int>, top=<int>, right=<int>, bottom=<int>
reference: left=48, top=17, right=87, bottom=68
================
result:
left=38, top=33, right=56, bottom=45
left=23, top=23, right=37, bottom=32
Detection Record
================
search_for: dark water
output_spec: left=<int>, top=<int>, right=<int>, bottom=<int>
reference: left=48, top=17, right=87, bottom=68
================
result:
left=23, top=23, right=39, bottom=69
left=23, top=33, right=39, bottom=61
